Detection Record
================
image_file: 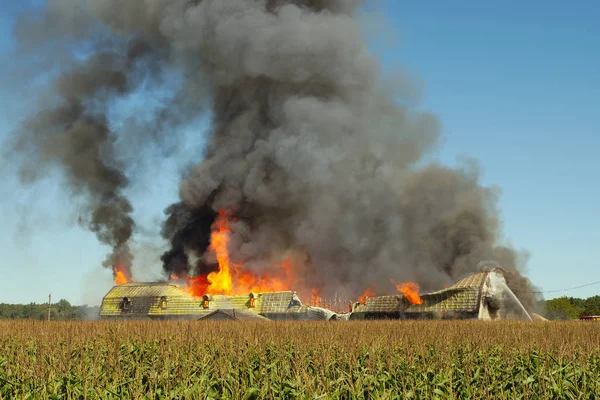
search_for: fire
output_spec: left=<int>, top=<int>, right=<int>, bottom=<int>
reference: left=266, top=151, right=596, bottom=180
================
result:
left=168, top=211, right=427, bottom=305
left=395, top=281, right=423, bottom=305
left=168, top=273, right=209, bottom=297
left=173, top=210, right=299, bottom=297
left=205, top=210, right=235, bottom=294
left=183, top=275, right=209, bottom=297
left=310, top=288, right=322, bottom=307
left=358, top=288, right=375, bottom=304
left=162, top=212, right=430, bottom=309
left=113, top=265, right=132, bottom=286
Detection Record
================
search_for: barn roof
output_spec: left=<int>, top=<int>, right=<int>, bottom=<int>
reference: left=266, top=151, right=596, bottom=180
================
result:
left=104, top=282, right=190, bottom=298
left=99, top=283, right=303, bottom=319
left=99, top=283, right=204, bottom=318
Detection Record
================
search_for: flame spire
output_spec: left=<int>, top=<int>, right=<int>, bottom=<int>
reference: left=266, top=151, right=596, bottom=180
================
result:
left=395, top=281, right=423, bottom=305
left=205, top=210, right=235, bottom=294
left=113, top=265, right=132, bottom=285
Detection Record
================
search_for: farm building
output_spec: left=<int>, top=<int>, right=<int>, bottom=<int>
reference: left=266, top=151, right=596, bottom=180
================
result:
left=349, top=268, right=532, bottom=321
left=99, top=268, right=531, bottom=321
left=99, top=282, right=337, bottom=321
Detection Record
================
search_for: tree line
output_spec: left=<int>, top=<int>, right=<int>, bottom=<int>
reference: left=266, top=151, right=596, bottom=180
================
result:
left=0, top=299, right=100, bottom=320
left=544, top=296, right=600, bottom=320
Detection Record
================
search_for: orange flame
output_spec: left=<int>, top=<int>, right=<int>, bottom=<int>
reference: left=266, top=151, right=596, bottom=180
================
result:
left=167, top=273, right=209, bottom=297
left=184, top=275, right=209, bottom=297
left=358, top=288, right=375, bottom=304
left=395, top=281, right=423, bottom=305
left=113, top=265, right=132, bottom=286
left=205, top=210, right=235, bottom=294
left=167, top=211, right=428, bottom=305
left=310, top=288, right=322, bottom=307
left=171, top=210, right=299, bottom=297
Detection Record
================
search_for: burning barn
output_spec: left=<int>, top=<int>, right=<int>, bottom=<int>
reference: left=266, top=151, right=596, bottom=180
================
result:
left=99, top=268, right=530, bottom=322
left=349, top=268, right=532, bottom=321
left=99, top=283, right=337, bottom=321
left=11, top=1, right=542, bottom=319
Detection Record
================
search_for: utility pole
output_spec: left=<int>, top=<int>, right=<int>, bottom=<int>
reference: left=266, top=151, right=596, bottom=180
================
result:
left=47, top=294, right=51, bottom=321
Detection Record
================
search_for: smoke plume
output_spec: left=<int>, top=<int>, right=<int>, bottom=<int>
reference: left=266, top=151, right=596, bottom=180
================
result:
left=10, top=0, right=541, bottom=309
left=10, top=7, right=164, bottom=278
left=160, top=203, right=217, bottom=278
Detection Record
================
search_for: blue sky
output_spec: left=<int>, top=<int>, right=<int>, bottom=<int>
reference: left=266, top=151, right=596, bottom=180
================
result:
left=1, top=1, right=599, bottom=305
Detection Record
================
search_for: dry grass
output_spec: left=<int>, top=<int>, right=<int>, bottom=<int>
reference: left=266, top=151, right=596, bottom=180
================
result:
left=1, top=320, right=599, bottom=399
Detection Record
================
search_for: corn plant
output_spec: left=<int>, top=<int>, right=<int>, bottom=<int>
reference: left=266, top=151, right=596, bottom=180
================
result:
left=0, top=320, right=599, bottom=399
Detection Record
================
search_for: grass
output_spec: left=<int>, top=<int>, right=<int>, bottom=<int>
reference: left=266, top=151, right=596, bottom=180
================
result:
left=1, top=320, right=599, bottom=399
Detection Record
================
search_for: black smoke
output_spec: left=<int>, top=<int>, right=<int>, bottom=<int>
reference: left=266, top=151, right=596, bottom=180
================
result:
left=160, top=203, right=217, bottom=278
left=9, top=0, right=541, bottom=311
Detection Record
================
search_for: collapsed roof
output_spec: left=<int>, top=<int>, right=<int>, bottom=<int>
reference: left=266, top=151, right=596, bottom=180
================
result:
left=351, top=268, right=532, bottom=320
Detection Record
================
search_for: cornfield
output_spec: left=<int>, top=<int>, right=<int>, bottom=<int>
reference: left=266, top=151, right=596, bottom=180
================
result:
left=1, top=320, right=599, bottom=399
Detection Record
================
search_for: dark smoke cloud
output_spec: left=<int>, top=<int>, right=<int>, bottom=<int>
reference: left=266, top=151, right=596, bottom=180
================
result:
left=160, top=203, right=217, bottom=278
left=169, top=0, right=540, bottom=308
left=9, top=0, right=541, bottom=310
left=8, top=1, right=208, bottom=279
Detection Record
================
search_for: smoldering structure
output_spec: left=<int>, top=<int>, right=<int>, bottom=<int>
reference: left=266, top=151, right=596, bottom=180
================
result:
left=99, top=267, right=536, bottom=321
left=11, top=0, right=541, bottom=312
left=349, top=267, right=533, bottom=321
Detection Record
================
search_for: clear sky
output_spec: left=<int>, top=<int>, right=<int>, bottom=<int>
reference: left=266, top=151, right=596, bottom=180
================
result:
left=1, top=1, right=599, bottom=305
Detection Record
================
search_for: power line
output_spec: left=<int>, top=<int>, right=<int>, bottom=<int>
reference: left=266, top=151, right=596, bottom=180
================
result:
left=516, top=279, right=600, bottom=294
left=476, top=261, right=600, bottom=295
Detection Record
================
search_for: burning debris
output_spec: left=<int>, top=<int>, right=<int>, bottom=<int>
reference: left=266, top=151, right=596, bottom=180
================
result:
left=10, top=0, right=541, bottom=311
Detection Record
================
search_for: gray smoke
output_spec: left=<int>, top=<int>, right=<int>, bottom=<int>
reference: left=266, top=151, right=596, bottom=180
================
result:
left=8, top=1, right=206, bottom=280
left=9, top=1, right=170, bottom=279
left=12, top=42, right=150, bottom=278
left=9, top=0, right=541, bottom=309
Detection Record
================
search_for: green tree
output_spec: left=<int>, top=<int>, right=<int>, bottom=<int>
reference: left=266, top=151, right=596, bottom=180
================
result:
left=545, top=297, right=583, bottom=320
left=56, top=299, right=71, bottom=313
left=0, top=301, right=94, bottom=320
left=582, top=296, right=600, bottom=316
